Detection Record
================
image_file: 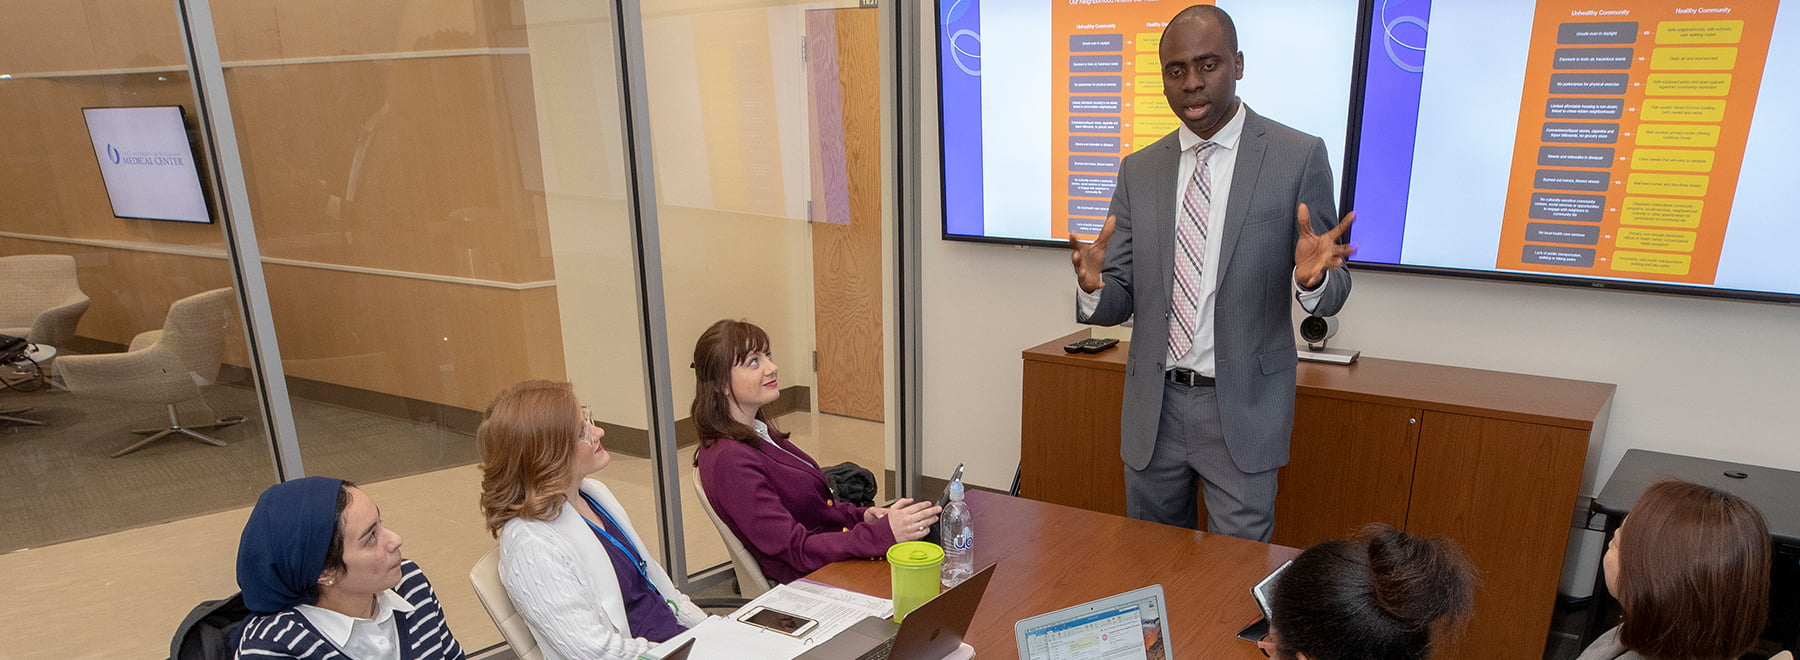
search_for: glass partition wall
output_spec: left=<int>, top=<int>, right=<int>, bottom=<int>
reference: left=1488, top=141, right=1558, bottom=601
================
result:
left=0, top=0, right=907, bottom=656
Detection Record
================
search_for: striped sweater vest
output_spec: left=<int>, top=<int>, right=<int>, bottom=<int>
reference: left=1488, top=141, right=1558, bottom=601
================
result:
left=235, top=560, right=464, bottom=660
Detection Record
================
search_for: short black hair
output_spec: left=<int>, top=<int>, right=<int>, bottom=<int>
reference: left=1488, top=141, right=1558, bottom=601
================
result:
left=1164, top=5, right=1238, bottom=53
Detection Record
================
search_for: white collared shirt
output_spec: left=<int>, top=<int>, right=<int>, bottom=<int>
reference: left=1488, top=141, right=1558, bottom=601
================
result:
left=1079, top=102, right=1327, bottom=377
left=295, top=589, right=417, bottom=660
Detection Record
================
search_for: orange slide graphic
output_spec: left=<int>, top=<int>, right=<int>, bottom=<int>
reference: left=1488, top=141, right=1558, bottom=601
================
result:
left=1497, top=0, right=1777, bottom=284
left=1053, top=0, right=1206, bottom=240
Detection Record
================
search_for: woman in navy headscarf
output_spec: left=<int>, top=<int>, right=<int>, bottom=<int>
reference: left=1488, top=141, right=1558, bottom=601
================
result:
left=235, top=477, right=464, bottom=659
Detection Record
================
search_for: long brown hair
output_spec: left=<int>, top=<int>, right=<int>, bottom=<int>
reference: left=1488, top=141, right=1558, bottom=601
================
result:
left=477, top=380, right=584, bottom=537
left=1616, top=479, right=1770, bottom=660
left=691, top=319, right=783, bottom=451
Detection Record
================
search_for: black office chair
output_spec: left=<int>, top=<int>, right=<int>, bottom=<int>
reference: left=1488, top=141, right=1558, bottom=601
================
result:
left=169, top=592, right=249, bottom=660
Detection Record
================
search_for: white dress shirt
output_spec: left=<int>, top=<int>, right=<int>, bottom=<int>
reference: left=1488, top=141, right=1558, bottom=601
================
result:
left=295, top=589, right=417, bottom=660
left=1079, top=102, right=1328, bottom=377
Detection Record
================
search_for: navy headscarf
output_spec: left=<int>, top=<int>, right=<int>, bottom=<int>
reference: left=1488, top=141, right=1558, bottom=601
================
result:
left=236, top=477, right=346, bottom=614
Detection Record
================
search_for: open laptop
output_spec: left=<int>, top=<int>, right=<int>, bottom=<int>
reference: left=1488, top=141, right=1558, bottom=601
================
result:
left=1014, top=585, right=1173, bottom=660
left=797, top=563, right=995, bottom=660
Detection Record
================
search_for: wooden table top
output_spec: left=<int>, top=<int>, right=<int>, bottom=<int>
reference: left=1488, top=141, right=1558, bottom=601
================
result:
left=804, top=490, right=1298, bottom=659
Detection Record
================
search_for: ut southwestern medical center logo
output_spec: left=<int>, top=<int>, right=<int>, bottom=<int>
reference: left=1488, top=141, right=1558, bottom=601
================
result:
left=106, top=143, right=186, bottom=167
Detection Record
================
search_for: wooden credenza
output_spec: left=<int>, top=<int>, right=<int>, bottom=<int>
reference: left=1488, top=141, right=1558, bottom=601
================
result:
left=1020, top=331, right=1615, bottom=660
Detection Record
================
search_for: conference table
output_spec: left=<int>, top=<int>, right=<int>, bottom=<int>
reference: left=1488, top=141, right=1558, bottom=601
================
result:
left=805, top=490, right=1298, bottom=659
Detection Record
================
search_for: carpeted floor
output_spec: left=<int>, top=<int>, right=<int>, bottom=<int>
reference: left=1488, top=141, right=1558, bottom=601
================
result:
left=0, top=382, right=475, bottom=553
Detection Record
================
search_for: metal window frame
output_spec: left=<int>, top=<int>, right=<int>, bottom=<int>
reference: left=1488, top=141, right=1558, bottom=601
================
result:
left=174, top=0, right=305, bottom=480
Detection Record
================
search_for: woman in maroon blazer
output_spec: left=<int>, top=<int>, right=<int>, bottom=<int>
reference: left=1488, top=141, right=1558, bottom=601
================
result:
left=691, top=319, right=940, bottom=584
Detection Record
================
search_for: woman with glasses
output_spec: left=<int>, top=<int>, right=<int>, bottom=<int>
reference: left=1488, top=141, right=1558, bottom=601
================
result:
left=477, top=380, right=705, bottom=660
left=691, top=319, right=940, bottom=585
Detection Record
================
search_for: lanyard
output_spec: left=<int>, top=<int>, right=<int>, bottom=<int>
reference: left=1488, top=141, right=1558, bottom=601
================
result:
left=578, top=492, right=677, bottom=613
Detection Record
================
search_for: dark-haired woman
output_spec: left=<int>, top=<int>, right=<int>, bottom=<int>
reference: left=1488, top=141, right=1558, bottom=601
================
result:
left=235, top=477, right=464, bottom=660
left=1257, top=524, right=1474, bottom=660
left=692, top=319, right=940, bottom=584
left=1577, top=479, right=1775, bottom=660
left=478, top=380, right=706, bottom=660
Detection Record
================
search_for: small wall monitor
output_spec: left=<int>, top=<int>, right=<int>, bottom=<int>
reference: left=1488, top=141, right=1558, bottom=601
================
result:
left=82, top=105, right=212, bottom=224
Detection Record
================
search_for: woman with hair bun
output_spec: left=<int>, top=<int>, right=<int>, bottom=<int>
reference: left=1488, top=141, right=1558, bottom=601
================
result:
left=1577, top=479, right=1774, bottom=660
left=1257, top=524, right=1476, bottom=660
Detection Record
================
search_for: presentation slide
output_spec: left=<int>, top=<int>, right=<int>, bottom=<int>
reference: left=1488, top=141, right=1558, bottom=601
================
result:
left=1351, top=0, right=1800, bottom=298
left=82, top=106, right=210, bottom=224
left=940, top=0, right=1360, bottom=244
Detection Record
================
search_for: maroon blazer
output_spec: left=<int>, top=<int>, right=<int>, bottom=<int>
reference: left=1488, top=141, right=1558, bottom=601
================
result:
left=695, top=432, right=897, bottom=584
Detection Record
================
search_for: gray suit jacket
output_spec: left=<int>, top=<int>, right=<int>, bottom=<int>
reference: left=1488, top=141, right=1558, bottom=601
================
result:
left=1078, top=106, right=1350, bottom=474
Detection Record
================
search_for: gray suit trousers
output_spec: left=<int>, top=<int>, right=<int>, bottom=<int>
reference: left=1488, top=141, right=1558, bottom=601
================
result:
left=1123, top=379, right=1278, bottom=541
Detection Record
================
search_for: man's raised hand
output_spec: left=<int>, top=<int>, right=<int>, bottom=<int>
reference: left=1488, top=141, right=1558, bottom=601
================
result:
left=1294, top=204, right=1355, bottom=288
left=1068, top=215, right=1116, bottom=293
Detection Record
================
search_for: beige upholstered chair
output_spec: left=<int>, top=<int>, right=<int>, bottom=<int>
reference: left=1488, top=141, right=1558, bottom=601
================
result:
left=58, top=288, right=244, bottom=457
left=692, top=465, right=773, bottom=598
left=469, top=546, right=544, bottom=660
left=0, top=254, right=90, bottom=346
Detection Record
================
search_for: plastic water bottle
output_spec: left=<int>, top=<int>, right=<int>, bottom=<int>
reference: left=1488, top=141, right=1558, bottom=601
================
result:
left=940, top=478, right=975, bottom=587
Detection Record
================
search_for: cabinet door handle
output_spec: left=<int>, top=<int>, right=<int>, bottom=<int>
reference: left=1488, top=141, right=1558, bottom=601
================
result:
left=1408, top=418, right=1417, bottom=424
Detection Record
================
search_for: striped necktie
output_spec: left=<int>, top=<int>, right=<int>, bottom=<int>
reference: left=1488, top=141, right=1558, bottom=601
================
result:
left=1169, top=140, right=1218, bottom=363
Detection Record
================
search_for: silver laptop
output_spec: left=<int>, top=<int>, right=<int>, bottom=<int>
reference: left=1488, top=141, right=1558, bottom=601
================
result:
left=797, top=563, right=995, bottom=660
left=1014, top=585, right=1172, bottom=660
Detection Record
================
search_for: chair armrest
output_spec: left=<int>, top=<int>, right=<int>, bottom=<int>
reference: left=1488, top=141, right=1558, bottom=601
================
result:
left=58, top=344, right=200, bottom=403
left=128, top=329, right=164, bottom=352
left=29, top=295, right=89, bottom=347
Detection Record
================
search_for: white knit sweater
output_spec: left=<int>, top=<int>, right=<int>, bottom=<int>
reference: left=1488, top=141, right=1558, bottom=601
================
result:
left=497, top=479, right=706, bottom=660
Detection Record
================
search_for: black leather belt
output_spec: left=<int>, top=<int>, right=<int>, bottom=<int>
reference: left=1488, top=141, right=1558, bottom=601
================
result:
left=1165, top=368, right=1215, bottom=387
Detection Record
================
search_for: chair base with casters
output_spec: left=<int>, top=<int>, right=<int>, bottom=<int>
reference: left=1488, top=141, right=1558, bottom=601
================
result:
left=111, top=404, right=245, bottom=458
left=0, top=406, right=44, bottom=426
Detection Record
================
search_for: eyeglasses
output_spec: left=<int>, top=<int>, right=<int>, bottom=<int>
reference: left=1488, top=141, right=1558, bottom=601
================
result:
left=577, top=406, right=599, bottom=446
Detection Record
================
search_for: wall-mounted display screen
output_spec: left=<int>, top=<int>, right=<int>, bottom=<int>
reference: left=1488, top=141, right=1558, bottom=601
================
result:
left=82, top=105, right=212, bottom=224
left=1347, top=0, right=1800, bottom=301
left=937, top=0, right=1361, bottom=247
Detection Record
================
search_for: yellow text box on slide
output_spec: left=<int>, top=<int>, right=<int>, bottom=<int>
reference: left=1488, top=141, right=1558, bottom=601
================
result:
left=1132, top=134, right=1161, bottom=152
left=1620, top=197, right=1704, bottom=228
left=1134, top=75, right=1163, bottom=93
left=1656, top=20, right=1744, bottom=44
left=1135, top=54, right=1163, bottom=74
left=1134, top=115, right=1181, bottom=136
left=1136, top=32, right=1161, bottom=52
left=1652, top=47, right=1738, bottom=70
left=1628, top=172, right=1709, bottom=196
left=1616, top=228, right=1698, bottom=252
left=1641, top=98, right=1726, bottom=121
left=1611, top=251, right=1692, bottom=275
left=1637, top=124, right=1720, bottom=147
left=1134, top=96, right=1164, bottom=112
left=1631, top=148, right=1715, bottom=172
left=1646, top=73, right=1732, bottom=96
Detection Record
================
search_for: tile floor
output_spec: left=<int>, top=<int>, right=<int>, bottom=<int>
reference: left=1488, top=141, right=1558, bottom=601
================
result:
left=0, top=411, right=888, bottom=659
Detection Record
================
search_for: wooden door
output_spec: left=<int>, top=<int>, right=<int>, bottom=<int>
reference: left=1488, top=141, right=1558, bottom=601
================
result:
left=806, top=8, right=884, bottom=422
left=1274, top=396, right=1421, bottom=549
left=1407, top=412, right=1590, bottom=660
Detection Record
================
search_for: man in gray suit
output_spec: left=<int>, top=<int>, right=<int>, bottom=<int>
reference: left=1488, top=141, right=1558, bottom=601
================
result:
left=1068, top=5, right=1354, bottom=541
